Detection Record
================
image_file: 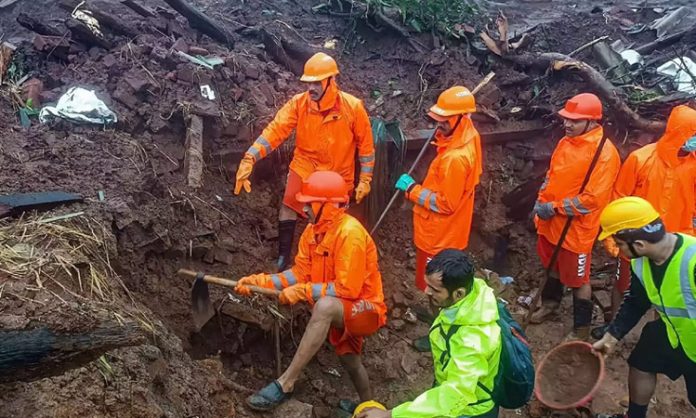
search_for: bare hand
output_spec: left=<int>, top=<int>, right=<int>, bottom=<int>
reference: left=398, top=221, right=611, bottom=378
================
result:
left=357, top=408, right=392, bottom=418
left=592, top=332, right=619, bottom=356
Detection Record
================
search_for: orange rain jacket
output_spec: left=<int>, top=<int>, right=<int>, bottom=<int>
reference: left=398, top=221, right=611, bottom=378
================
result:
left=613, top=105, right=696, bottom=234
left=268, top=205, right=387, bottom=323
left=246, top=81, right=375, bottom=186
left=536, top=126, right=621, bottom=254
left=406, top=116, right=483, bottom=255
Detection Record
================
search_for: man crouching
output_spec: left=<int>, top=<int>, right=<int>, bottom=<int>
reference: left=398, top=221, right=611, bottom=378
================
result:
left=234, top=170, right=387, bottom=411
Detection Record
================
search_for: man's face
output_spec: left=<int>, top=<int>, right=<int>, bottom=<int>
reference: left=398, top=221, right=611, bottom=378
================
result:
left=424, top=271, right=454, bottom=308
left=563, top=118, right=590, bottom=137
left=436, top=119, right=454, bottom=136
left=303, top=203, right=318, bottom=224
left=614, top=237, right=647, bottom=259
left=307, top=81, right=324, bottom=101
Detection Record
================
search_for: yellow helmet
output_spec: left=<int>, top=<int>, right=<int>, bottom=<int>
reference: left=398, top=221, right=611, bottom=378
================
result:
left=352, top=401, right=386, bottom=417
left=598, top=196, right=660, bottom=241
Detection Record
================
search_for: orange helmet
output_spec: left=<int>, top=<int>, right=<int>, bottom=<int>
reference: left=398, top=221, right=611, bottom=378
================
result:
left=296, top=171, right=349, bottom=203
left=429, top=86, right=476, bottom=121
left=300, top=52, right=339, bottom=82
left=558, top=93, right=603, bottom=120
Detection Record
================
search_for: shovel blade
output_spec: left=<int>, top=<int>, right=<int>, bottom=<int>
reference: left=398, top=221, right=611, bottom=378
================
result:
left=191, top=278, right=216, bottom=331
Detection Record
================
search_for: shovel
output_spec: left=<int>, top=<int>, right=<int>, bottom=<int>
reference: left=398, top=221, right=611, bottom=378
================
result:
left=178, top=269, right=280, bottom=331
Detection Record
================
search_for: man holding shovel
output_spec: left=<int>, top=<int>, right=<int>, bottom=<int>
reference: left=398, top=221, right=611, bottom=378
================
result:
left=234, top=170, right=387, bottom=412
left=395, top=85, right=482, bottom=292
left=530, top=93, right=620, bottom=341
left=234, top=52, right=375, bottom=272
left=594, top=197, right=696, bottom=418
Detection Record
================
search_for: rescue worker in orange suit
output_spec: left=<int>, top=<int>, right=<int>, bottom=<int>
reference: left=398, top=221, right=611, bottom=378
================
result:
left=594, top=104, right=696, bottom=338
left=530, top=93, right=621, bottom=341
left=395, top=85, right=482, bottom=292
left=233, top=171, right=387, bottom=412
left=234, top=52, right=375, bottom=271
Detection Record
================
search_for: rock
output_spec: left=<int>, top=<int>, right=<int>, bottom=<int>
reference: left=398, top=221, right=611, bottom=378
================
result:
left=112, top=82, right=138, bottom=110
left=392, top=291, right=407, bottom=307
left=191, top=242, right=212, bottom=260
left=124, top=70, right=153, bottom=94
left=212, top=247, right=236, bottom=265
left=389, top=319, right=406, bottom=331
left=313, top=406, right=331, bottom=418
left=594, top=290, right=612, bottom=312
left=189, top=46, right=210, bottom=55
left=172, top=38, right=189, bottom=53
left=274, top=399, right=313, bottom=418
left=244, top=66, right=260, bottom=80
left=390, top=307, right=403, bottom=320
left=257, top=83, right=276, bottom=106
left=102, top=54, right=118, bottom=68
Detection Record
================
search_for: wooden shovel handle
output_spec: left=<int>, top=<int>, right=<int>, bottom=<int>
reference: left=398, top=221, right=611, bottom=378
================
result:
left=178, top=269, right=280, bottom=297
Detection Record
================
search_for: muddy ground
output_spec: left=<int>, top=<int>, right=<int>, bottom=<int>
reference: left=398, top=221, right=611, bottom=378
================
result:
left=0, top=0, right=695, bottom=417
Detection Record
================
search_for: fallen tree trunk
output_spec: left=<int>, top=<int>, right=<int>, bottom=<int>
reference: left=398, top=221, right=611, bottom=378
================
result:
left=59, top=0, right=139, bottom=39
left=0, top=323, right=146, bottom=384
left=508, top=53, right=666, bottom=133
left=259, top=28, right=315, bottom=76
left=16, top=13, right=63, bottom=37
left=162, top=0, right=233, bottom=48
left=120, top=0, right=155, bottom=18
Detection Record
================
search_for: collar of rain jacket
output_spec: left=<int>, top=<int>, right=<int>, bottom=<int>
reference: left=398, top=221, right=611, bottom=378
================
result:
left=435, top=278, right=498, bottom=327
left=563, top=125, right=604, bottom=146
left=312, top=203, right=345, bottom=235
left=308, top=78, right=340, bottom=113
left=433, top=115, right=483, bottom=185
left=657, top=105, right=696, bottom=167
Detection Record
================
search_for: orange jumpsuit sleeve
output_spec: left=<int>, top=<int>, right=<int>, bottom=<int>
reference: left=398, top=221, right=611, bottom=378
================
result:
left=307, top=228, right=367, bottom=303
left=246, top=96, right=299, bottom=162
left=406, top=156, right=468, bottom=215
left=555, top=152, right=620, bottom=218
left=354, top=102, right=376, bottom=182
left=612, top=152, right=640, bottom=199
left=269, top=227, right=312, bottom=290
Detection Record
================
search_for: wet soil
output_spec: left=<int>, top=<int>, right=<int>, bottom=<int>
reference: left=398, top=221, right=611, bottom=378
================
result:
left=0, top=0, right=695, bottom=417
left=538, top=343, right=602, bottom=407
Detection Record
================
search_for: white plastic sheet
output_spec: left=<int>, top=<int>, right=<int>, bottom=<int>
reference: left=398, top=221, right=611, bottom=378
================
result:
left=657, top=57, right=696, bottom=94
left=39, top=87, right=117, bottom=125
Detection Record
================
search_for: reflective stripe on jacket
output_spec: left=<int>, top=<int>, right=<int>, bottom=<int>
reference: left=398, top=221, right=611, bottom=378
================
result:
left=631, top=233, right=696, bottom=362
left=269, top=205, right=386, bottom=323
left=246, top=82, right=375, bottom=186
left=536, top=126, right=620, bottom=254
left=406, top=116, right=482, bottom=254
left=392, top=278, right=502, bottom=418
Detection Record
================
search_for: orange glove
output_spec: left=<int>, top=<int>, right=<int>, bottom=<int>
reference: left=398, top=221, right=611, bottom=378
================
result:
left=603, top=237, right=620, bottom=258
left=234, top=154, right=255, bottom=195
left=355, top=179, right=371, bottom=204
left=234, top=273, right=273, bottom=297
left=279, top=283, right=309, bottom=305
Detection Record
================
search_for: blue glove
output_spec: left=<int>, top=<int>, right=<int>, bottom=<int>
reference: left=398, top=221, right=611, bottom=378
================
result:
left=682, top=135, right=696, bottom=153
left=534, top=201, right=555, bottom=220
left=395, top=173, right=416, bottom=192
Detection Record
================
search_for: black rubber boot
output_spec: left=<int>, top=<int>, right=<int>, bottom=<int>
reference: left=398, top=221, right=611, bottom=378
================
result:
left=572, top=296, right=594, bottom=341
left=541, top=275, right=564, bottom=304
left=277, top=220, right=296, bottom=271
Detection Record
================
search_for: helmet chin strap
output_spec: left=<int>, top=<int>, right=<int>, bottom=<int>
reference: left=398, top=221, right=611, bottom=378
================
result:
left=314, top=202, right=326, bottom=224
left=314, top=77, right=332, bottom=103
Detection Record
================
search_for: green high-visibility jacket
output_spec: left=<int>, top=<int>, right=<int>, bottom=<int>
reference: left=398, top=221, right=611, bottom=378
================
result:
left=392, top=278, right=502, bottom=418
left=632, top=233, right=696, bottom=362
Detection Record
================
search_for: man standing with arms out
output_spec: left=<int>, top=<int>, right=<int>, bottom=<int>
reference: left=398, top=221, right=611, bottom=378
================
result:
left=234, top=52, right=375, bottom=271
left=234, top=171, right=387, bottom=412
left=531, top=93, right=620, bottom=341
left=395, top=86, right=482, bottom=292
left=594, top=197, right=696, bottom=418
left=600, top=105, right=696, bottom=330
left=357, top=249, right=502, bottom=418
